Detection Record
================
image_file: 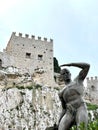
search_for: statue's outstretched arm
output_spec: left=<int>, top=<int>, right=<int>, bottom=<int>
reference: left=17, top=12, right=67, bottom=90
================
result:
left=60, top=62, right=90, bottom=81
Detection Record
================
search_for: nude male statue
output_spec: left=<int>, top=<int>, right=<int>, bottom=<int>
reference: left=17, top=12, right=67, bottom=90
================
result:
left=58, top=63, right=90, bottom=130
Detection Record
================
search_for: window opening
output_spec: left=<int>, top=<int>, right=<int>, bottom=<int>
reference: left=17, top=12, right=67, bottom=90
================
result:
left=38, top=55, right=43, bottom=60
left=91, top=85, right=95, bottom=91
left=26, top=53, right=31, bottom=58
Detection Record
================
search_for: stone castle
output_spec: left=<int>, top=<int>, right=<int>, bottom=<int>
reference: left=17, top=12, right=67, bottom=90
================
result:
left=0, top=32, right=54, bottom=86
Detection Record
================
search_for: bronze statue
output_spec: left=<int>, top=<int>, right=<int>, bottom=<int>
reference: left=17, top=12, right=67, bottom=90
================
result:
left=58, top=63, right=90, bottom=130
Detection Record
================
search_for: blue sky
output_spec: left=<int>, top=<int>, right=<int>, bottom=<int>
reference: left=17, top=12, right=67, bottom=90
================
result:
left=0, top=0, right=98, bottom=78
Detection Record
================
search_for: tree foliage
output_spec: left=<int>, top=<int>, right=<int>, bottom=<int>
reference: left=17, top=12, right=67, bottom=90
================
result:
left=53, top=57, right=61, bottom=73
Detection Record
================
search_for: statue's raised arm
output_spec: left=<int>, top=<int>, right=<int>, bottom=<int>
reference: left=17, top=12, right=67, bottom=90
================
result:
left=60, top=62, right=90, bottom=81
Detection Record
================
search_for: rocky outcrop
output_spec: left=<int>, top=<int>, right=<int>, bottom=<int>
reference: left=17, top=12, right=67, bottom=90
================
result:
left=0, top=85, right=61, bottom=130
left=0, top=67, right=98, bottom=130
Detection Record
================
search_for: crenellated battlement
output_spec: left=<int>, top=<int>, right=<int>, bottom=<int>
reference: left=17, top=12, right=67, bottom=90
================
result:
left=12, top=32, right=53, bottom=43
left=86, top=76, right=98, bottom=81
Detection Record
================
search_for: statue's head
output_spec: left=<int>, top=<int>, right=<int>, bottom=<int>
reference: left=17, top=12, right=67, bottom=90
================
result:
left=60, top=68, right=71, bottom=84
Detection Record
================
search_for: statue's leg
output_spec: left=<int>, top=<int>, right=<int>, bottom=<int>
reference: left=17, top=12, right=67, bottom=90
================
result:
left=58, top=111, right=74, bottom=130
left=76, top=104, right=88, bottom=130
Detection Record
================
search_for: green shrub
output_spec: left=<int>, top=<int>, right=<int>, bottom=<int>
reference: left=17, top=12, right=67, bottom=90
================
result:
left=86, top=103, right=98, bottom=110
left=16, top=86, right=24, bottom=89
left=35, top=84, right=42, bottom=89
left=70, top=120, right=98, bottom=130
left=53, top=57, right=61, bottom=73
left=16, top=85, right=33, bottom=90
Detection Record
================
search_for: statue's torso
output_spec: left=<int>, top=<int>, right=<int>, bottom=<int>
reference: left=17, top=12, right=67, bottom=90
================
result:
left=59, top=80, right=84, bottom=107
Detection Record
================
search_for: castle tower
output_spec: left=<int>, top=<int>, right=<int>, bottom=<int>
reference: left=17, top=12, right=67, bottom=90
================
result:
left=87, top=76, right=98, bottom=91
left=0, top=32, right=54, bottom=85
left=86, top=76, right=98, bottom=103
